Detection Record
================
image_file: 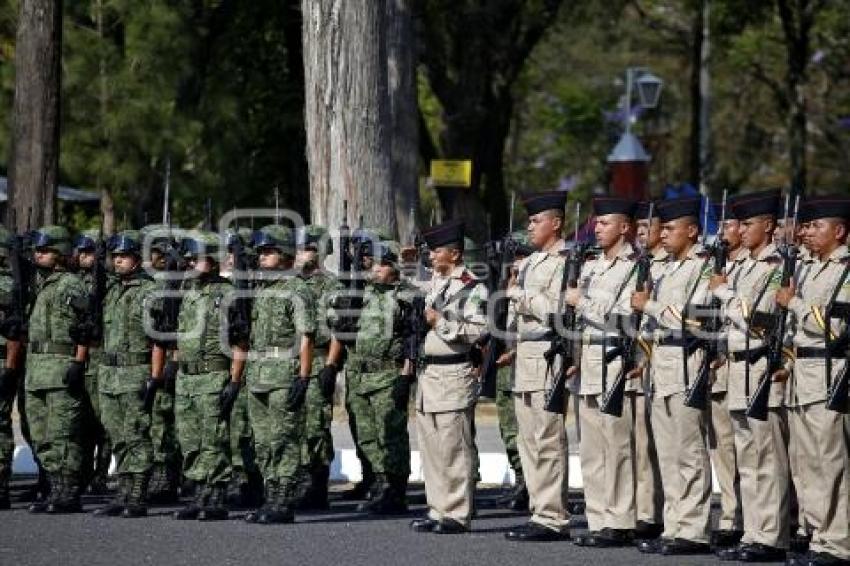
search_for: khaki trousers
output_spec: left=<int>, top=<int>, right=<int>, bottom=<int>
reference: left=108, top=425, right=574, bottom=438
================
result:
left=579, top=394, right=636, bottom=531
left=789, top=402, right=850, bottom=559
left=514, top=390, right=570, bottom=531
left=632, top=393, right=663, bottom=525
left=730, top=409, right=790, bottom=548
left=417, top=407, right=475, bottom=527
left=652, top=392, right=712, bottom=543
left=708, top=392, right=743, bottom=531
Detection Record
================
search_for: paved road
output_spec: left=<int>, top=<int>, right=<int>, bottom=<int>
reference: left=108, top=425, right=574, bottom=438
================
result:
left=0, top=481, right=730, bottom=566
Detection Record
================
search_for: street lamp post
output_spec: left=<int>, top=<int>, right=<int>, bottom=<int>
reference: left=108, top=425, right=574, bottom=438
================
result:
left=608, top=67, right=663, bottom=200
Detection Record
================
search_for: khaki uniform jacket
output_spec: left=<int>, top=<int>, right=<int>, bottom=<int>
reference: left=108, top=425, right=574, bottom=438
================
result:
left=416, top=264, right=488, bottom=413
left=576, top=242, right=639, bottom=396
left=787, top=246, right=850, bottom=406
left=712, top=252, right=749, bottom=393
left=507, top=241, right=566, bottom=392
left=714, top=243, right=785, bottom=411
left=642, top=244, right=711, bottom=398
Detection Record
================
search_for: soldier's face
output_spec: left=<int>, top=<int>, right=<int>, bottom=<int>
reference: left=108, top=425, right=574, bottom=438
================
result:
left=527, top=212, right=563, bottom=249
left=722, top=219, right=742, bottom=248
left=113, top=253, right=139, bottom=275
left=78, top=250, right=96, bottom=269
left=806, top=219, right=847, bottom=256
left=660, top=218, right=698, bottom=255
left=150, top=250, right=166, bottom=270
left=371, top=262, right=397, bottom=284
left=429, top=246, right=460, bottom=275
left=222, top=252, right=235, bottom=272
left=740, top=216, right=773, bottom=250
left=636, top=218, right=661, bottom=249
left=594, top=214, right=629, bottom=249
left=188, top=256, right=215, bottom=274
left=799, top=222, right=813, bottom=250
left=34, top=249, right=59, bottom=269
left=295, top=249, right=318, bottom=271
left=257, top=248, right=285, bottom=269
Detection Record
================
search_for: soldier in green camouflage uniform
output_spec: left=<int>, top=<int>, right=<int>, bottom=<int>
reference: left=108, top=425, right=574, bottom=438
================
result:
left=295, top=225, right=341, bottom=510
left=221, top=231, right=262, bottom=507
left=170, top=231, right=245, bottom=521
left=92, top=231, right=163, bottom=518
left=329, top=241, right=412, bottom=515
left=72, top=230, right=112, bottom=495
left=141, top=224, right=182, bottom=502
left=18, top=226, right=89, bottom=513
left=243, top=225, right=316, bottom=525
left=0, top=226, right=16, bottom=509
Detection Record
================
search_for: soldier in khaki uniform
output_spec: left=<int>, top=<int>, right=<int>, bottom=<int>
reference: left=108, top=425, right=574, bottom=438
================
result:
left=777, top=196, right=850, bottom=565
left=566, top=197, right=639, bottom=547
left=711, top=191, right=789, bottom=561
left=632, top=198, right=713, bottom=555
left=708, top=206, right=745, bottom=549
left=409, top=221, right=487, bottom=534
left=504, top=191, right=571, bottom=542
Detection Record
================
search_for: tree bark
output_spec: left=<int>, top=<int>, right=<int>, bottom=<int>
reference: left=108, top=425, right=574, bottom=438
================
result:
left=7, top=0, right=63, bottom=228
left=303, top=0, right=397, bottom=236
left=386, top=0, right=419, bottom=241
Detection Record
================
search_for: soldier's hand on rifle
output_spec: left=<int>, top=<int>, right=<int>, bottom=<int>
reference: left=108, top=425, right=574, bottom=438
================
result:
left=0, top=367, right=18, bottom=396
left=775, top=283, right=796, bottom=308
left=626, top=365, right=645, bottom=381
left=566, top=366, right=578, bottom=379
left=139, top=376, right=162, bottom=413
left=496, top=350, right=515, bottom=368
left=63, top=360, right=87, bottom=391
left=0, top=316, right=25, bottom=341
left=710, top=355, right=727, bottom=370
left=771, top=369, right=790, bottom=383
left=318, top=364, right=338, bottom=402
left=286, top=374, right=309, bottom=411
left=631, top=290, right=650, bottom=312
left=564, top=288, right=582, bottom=307
left=218, top=380, right=241, bottom=421
left=424, top=307, right=440, bottom=328
left=708, top=274, right=727, bottom=291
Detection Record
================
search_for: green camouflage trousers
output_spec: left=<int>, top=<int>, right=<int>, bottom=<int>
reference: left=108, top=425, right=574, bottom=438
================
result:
left=0, top=373, right=15, bottom=495
left=248, top=387, right=304, bottom=488
left=25, top=388, right=84, bottom=478
left=99, top=388, right=153, bottom=475
left=346, top=375, right=410, bottom=478
left=229, top=387, right=258, bottom=484
left=496, top=366, right=522, bottom=477
left=82, top=359, right=111, bottom=480
left=151, top=388, right=181, bottom=476
left=175, top=371, right=232, bottom=486
left=302, top=373, right=333, bottom=470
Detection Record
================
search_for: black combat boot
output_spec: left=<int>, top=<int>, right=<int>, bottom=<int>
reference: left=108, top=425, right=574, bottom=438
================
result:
left=0, top=467, right=11, bottom=510
left=28, top=473, right=51, bottom=513
left=87, top=442, right=112, bottom=495
left=357, top=474, right=408, bottom=515
left=340, top=467, right=375, bottom=501
left=197, top=483, right=229, bottom=521
left=46, top=474, right=83, bottom=514
left=173, top=483, right=206, bottom=520
left=258, top=483, right=295, bottom=524
left=245, top=481, right=276, bottom=524
left=148, top=464, right=180, bottom=504
left=93, top=474, right=130, bottom=517
left=297, top=466, right=330, bottom=511
left=498, top=478, right=529, bottom=512
left=121, top=473, right=149, bottom=518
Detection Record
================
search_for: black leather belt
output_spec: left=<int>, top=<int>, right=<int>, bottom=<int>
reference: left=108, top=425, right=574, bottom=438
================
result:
left=796, top=347, right=846, bottom=359
left=102, top=351, right=151, bottom=367
left=585, top=336, right=625, bottom=348
left=519, top=331, right=556, bottom=342
left=421, top=353, right=469, bottom=366
left=179, top=359, right=230, bottom=375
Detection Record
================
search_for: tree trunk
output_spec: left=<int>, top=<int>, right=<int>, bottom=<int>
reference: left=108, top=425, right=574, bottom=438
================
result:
left=689, top=0, right=713, bottom=195
left=303, top=0, right=397, bottom=236
left=7, top=0, right=62, bottom=229
left=386, top=0, right=419, bottom=241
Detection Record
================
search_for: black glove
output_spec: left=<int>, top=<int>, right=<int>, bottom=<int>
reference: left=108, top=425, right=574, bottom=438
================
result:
left=63, top=360, right=87, bottom=391
left=0, top=367, right=18, bottom=397
left=286, top=375, right=309, bottom=411
left=139, top=377, right=161, bottom=413
left=219, top=380, right=241, bottom=421
left=0, top=316, right=25, bottom=341
left=393, top=375, right=412, bottom=411
left=162, top=360, right=179, bottom=394
left=318, top=364, right=338, bottom=402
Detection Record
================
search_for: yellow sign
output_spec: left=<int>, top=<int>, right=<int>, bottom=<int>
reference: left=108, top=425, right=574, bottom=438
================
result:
left=430, top=159, right=472, bottom=188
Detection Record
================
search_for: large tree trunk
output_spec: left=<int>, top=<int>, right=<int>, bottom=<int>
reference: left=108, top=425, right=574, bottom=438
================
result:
left=7, top=0, right=62, bottom=228
left=387, top=0, right=419, bottom=241
left=303, top=0, right=397, bottom=236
